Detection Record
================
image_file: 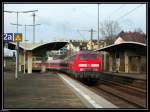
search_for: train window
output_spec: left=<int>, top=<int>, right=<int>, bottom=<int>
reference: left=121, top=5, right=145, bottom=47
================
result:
left=90, top=54, right=97, bottom=60
left=80, top=54, right=88, bottom=60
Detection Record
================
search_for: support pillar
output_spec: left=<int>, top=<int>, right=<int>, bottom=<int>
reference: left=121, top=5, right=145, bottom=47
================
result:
left=19, top=53, right=24, bottom=72
left=109, top=54, right=112, bottom=72
left=116, top=58, right=120, bottom=72
left=103, top=51, right=106, bottom=71
left=24, top=50, right=26, bottom=74
left=103, top=42, right=107, bottom=71
left=27, top=51, right=32, bottom=74
left=41, top=63, right=46, bottom=73
left=100, top=52, right=103, bottom=71
left=4, top=59, right=6, bottom=68
left=137, top=56, right=141, bottom=73
left=125, top=51, right=129, bottom=73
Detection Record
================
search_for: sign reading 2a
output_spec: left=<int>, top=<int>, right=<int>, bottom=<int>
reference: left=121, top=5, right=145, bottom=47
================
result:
left=3, top=33, right=13, bottom=43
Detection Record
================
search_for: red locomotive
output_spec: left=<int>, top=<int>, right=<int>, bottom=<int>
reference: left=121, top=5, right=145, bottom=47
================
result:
left=32, top=50, right=102, bottom=82
left=65, top=51, right=101, bottom=80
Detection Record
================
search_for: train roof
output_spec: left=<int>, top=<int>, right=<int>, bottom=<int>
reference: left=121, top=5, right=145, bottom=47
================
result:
left=78, top=50, right=98, bottom=54
left=64, top=50, right=99, bottom=61
left=47, top=59, right=65, bottom=63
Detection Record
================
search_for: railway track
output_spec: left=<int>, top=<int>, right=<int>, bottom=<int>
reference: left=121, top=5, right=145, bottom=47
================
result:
left=90, top=86, right=138, bottom=108
left=100, top=79, right=146, bottom=96
left=93, top=79, right=147, bottom=108
left=101, top=74, right=147, bottom=92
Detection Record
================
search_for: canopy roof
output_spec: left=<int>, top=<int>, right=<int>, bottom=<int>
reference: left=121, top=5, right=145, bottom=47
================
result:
left=7, top=41, right=68, bottom=56
left=96, top=42, right=147, bottom=55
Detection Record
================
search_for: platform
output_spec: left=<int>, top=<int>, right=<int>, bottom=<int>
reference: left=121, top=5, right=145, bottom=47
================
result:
left=4, top=71, right=117, bottom=109
left=4, top=71, right=86, bottom=109
left=58, top=73, right=117, bottom=108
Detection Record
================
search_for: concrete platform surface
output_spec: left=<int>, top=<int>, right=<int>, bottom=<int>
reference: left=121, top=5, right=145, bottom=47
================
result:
left=3, top=71, right=86, bottom=109
left=58, top=73, right=117, bottom=108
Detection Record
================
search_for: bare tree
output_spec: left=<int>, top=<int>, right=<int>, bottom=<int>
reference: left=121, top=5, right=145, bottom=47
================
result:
left=100, top=20, right=121, bottom=45
left=134, top=28, right=143, bottom=34
left=134, top=28, right=146, bottom=44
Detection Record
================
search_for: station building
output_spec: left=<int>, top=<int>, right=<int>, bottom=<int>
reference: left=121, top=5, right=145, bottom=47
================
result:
left=98, top=31, right=147, bottom=74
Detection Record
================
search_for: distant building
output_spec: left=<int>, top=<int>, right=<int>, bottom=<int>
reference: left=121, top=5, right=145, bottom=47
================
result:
left=66, top=39, right=106, bottom=52
left=93, top=39, right=106, bottom=50
left=87, top=40, right=95, bottom=50
left=66, top=40, right=88, bottom=53
left=67, top=41, right=80, bottom=52
left=115, top=31, right=146, bottom=44
left=48, top=57, right=53, bottom=60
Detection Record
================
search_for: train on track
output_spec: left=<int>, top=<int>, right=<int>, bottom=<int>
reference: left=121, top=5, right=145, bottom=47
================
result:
left=33, top=50, right=102, bottom=82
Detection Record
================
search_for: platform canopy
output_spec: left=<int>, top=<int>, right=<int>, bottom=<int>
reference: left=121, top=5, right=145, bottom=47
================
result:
left=96, top=42, right=147, bottom=55
left=6, top=41, right=68, bottom=56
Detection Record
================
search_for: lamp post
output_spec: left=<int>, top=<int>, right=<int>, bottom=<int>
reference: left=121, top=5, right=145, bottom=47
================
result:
left=31, top=12, right=41, bottom=44
left=4, top=10, right=38, bottom=79
left=24, top=25, right=27, bottom=74
left=98, top=4, right=100, bottom=48
left=24, top=39, right=29, bottom=74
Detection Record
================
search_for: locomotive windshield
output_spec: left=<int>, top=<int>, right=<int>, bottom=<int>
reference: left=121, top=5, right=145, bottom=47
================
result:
left=90, top=54, right=97, bottom=60
left=80, top=54, right=88, bottom=60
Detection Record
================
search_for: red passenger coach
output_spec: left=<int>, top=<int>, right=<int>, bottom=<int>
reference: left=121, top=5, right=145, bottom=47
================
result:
left=66, top=51, right=102, bottom=80
left=32, top=60, right=42, bottom=71
left=46, top=59, right=67, bottom=71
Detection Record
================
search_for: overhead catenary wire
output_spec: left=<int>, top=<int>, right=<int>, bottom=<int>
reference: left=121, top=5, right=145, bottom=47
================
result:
left=108, top=4, right=126, bottom=19
left=116, top=4, right=144, bottom=21
left=101, top=4, right=143, bottom=23
left=98, top=4, right=144, bottom=34
left=114, top=4, right=144, bottom=32
left=76, top=30, right=86, bottom=40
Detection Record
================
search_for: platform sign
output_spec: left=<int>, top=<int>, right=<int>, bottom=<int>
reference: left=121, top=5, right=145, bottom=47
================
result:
left=3, top=33, right=13, bottom=43
left=14, top=33, right=22, bottom=42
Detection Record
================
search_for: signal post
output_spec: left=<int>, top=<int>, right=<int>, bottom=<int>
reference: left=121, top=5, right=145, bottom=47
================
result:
left=14, top=33, right=22, bottom=79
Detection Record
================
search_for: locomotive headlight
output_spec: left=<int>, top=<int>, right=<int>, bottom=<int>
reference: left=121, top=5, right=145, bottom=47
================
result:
left=91, top=64, right=99, bottom=67
left=80, top=68, right=85, bottom=71
left=78, top=64, right=87, bottom=67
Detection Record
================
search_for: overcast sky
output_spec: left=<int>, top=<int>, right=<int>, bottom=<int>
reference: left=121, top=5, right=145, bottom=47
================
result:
left=4, top=3, right=146, bottom=43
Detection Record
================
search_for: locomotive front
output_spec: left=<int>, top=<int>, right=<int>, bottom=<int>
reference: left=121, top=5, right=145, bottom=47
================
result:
left=73, top=51, right=101, bottom=80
